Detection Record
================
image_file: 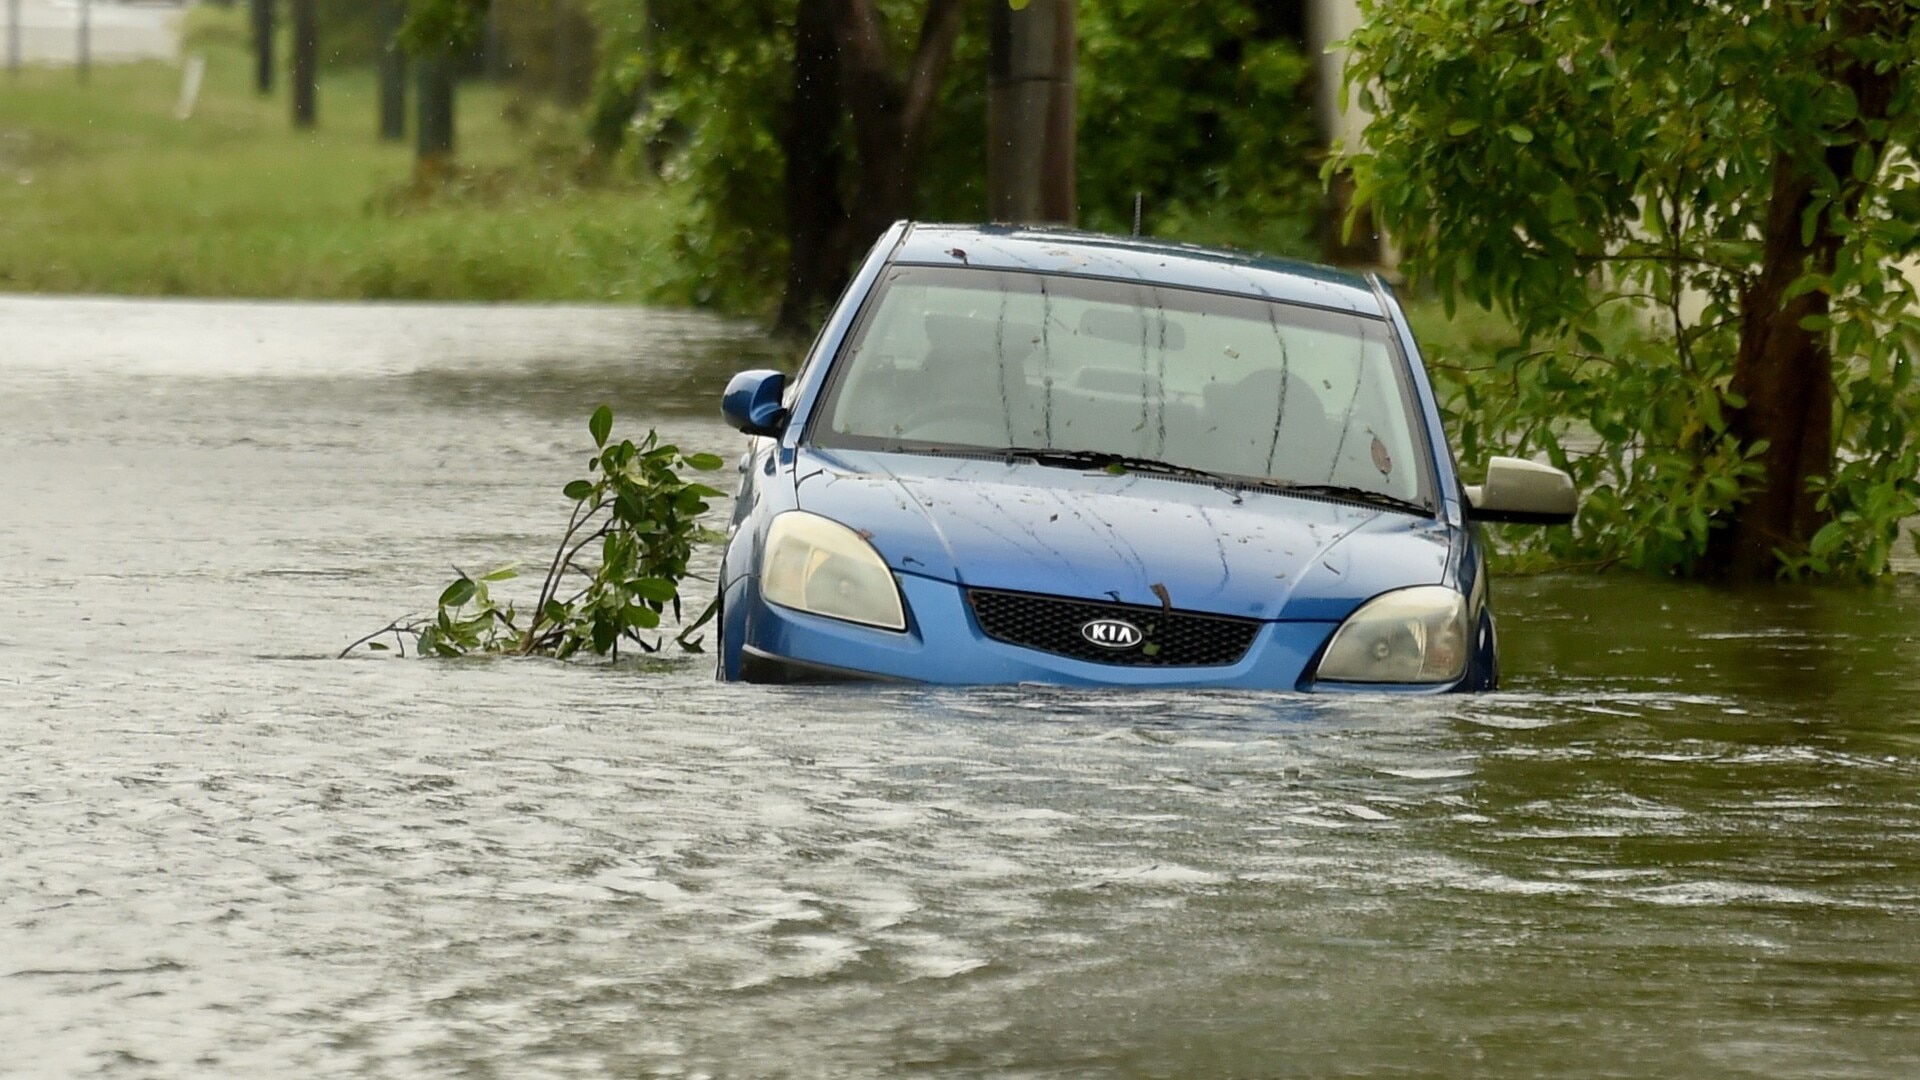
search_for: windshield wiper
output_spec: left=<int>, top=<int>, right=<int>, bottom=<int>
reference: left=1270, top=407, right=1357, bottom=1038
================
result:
left=997, top=447, right=1250, bottom=502
left=1262, top=482, right=1432, bottom=517
left=916, top=446, right=1431, bottom=516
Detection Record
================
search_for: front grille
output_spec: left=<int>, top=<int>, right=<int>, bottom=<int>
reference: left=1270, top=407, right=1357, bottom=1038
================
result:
left=966, top=588, right=1260, bottom=667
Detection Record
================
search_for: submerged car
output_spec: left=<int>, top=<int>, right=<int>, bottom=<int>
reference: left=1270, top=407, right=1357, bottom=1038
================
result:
left=715, top=223, right=1575, bottom=690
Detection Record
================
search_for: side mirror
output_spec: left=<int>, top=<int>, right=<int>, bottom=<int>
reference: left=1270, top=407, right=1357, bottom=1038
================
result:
left=1465, top=456, right=1577, bottom=524
left=722, top=369, right=789, bottom=437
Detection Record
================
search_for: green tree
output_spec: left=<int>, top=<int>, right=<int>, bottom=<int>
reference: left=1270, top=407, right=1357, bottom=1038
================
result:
left=1078, top=0, right=1317, bottom=255
left=594, top=0, right=1321, bottom=325
left=1342, top=0, right=1920, bottom=580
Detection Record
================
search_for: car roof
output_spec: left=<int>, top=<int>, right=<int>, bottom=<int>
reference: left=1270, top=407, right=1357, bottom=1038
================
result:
left=892, top=223, right=1386, bottom=317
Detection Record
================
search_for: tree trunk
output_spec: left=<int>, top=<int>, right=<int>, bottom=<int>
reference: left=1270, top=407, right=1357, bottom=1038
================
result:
left=552, top=0, right=573, bottom=102
left=377, top=0, right=406, bottom=141
left=1706, top=3, right=1905, bottom=581
left=773, top=0, right=964, bottom=335
left=250, top=0, right=274, bottom=95
left=1709, top=156, right=1835, bottom=581
left=775, top=0, right=852, bottom=336
left=836, top=0, right=965, bottom=250
left=290, top=0, right=316, bottom=127
left=416, top=54, right=456, bottom=176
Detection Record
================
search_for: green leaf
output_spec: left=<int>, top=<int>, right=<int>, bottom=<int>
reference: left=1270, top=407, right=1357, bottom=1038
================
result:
left=683, top=452, right=726, bottom=471
left=480, top=565, right=519, bottom=582
left=591, top=618, right=619, bottom=654
left=631, top=578, right=679, bottom=603
left=1445, top=119, right=1480, bottom=136
left=589, top=405, right=614, bottom=449
left=1504, top=124, right=1534, bottom=144
left=438, top=578, right=476, bottom=609
left=563, top=479, right=596, bottom=501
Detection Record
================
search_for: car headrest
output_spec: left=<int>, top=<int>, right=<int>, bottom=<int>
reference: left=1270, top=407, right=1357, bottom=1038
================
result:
left=1077, top=308, right=1186, bottom=350
left=1204, top=367, right=1325, bottom=417
left=924, top=313, right=1042, bottom=361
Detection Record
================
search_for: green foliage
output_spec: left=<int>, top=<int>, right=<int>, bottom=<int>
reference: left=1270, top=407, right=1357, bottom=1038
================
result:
left=1421, top=306, right=1769, bottom=575
left=400, top=0, right=490, bottom=56
left=1341, top=0, right=1920, bottom=578
left=343, top=407, right=727, bottom=660
left=599, top=0, right=1322, bottom=314
left=626, top=0, right=798, bottom=311
left=1077, top=0, right=1317, bottom=257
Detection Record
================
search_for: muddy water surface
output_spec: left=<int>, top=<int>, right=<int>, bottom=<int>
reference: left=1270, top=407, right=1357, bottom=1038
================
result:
left=4, top=295, right=1919, bottom=1078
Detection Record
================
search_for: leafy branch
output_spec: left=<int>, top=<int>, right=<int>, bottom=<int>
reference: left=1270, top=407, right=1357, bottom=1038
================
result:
left=341, top=405, right=727, bottom=661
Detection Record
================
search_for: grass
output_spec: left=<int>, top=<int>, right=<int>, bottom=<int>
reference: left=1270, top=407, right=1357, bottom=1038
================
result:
left=0, top=7, right=688, bottom=303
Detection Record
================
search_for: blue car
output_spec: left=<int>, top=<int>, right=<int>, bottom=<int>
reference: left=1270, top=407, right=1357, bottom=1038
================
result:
left=716, top=223, right=1575, bottom=690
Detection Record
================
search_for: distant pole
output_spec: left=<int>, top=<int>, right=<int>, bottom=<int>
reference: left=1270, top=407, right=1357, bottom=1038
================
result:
left=377, top=0, right=407, bottom=140
left=251, top=0, right=275, bottom=94
left=77, top=0, right=90, bottom=83
left=290, top=0, right=316, bottom=126
left=987, top=0, right=1075, bottom=224
left=7, top=0, right=20, bottom=77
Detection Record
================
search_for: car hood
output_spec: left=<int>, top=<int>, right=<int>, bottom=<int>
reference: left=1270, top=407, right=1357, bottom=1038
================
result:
left=792, top=447, right=1455, bottom=622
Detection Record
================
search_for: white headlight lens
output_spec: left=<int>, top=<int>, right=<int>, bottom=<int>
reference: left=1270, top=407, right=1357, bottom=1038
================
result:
left=1314, top=585, right=1468, bottom=684
left=761, top=511, right=906, bottom=630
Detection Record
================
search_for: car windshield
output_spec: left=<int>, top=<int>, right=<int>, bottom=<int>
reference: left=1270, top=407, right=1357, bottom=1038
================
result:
left=810, top=264, right=1432, bottom=509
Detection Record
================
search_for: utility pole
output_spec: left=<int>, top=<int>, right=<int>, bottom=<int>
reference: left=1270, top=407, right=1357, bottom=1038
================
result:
left=291, top=0, right=316, bottom=126
left=987, top=0, right=1075, bottom=224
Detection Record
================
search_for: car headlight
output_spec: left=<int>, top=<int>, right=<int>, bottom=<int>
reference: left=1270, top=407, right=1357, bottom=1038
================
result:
left=760, top=511, right=906, bottom=631
left=1314, top=585, right=1468, bottom=684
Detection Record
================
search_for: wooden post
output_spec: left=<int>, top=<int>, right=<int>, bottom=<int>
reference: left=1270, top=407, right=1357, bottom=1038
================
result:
left=291, top=0, right=317, bottom=126
left=987, top=0, right=1075, bottom=224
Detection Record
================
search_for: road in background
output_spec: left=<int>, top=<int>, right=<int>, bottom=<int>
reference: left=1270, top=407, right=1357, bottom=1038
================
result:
left=6, top=0, right=178, bottom=67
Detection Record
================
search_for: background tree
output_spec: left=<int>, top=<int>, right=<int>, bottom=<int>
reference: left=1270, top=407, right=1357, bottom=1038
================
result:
left=399, top=0, right=492, bottom=172
left=378, top=0, right=408, bottom=140
left=597, top=0, right=1321, bottom=328
left=1342, top=0, right=1920, bottom=580
left=291, top=0, right=317, bottom=127
left=1076, top=0, right=1317, bottom=252
left=251, top=0, right=274, bottom=93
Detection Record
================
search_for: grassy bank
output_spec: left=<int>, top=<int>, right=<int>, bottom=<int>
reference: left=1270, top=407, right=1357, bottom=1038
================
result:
left=0, top=12, right=686, bottom=303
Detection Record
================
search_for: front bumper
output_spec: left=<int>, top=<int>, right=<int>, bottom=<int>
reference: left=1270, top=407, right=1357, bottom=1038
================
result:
left=724, top=572, right=1366, bottom=690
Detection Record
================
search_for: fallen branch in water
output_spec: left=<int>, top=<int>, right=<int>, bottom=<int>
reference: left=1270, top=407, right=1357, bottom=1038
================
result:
left=340, top=405, right=726, bottom=661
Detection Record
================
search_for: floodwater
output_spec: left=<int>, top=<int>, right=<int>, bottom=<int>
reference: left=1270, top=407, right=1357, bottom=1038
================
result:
left=4, top=294, right=1920, bottom=1078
